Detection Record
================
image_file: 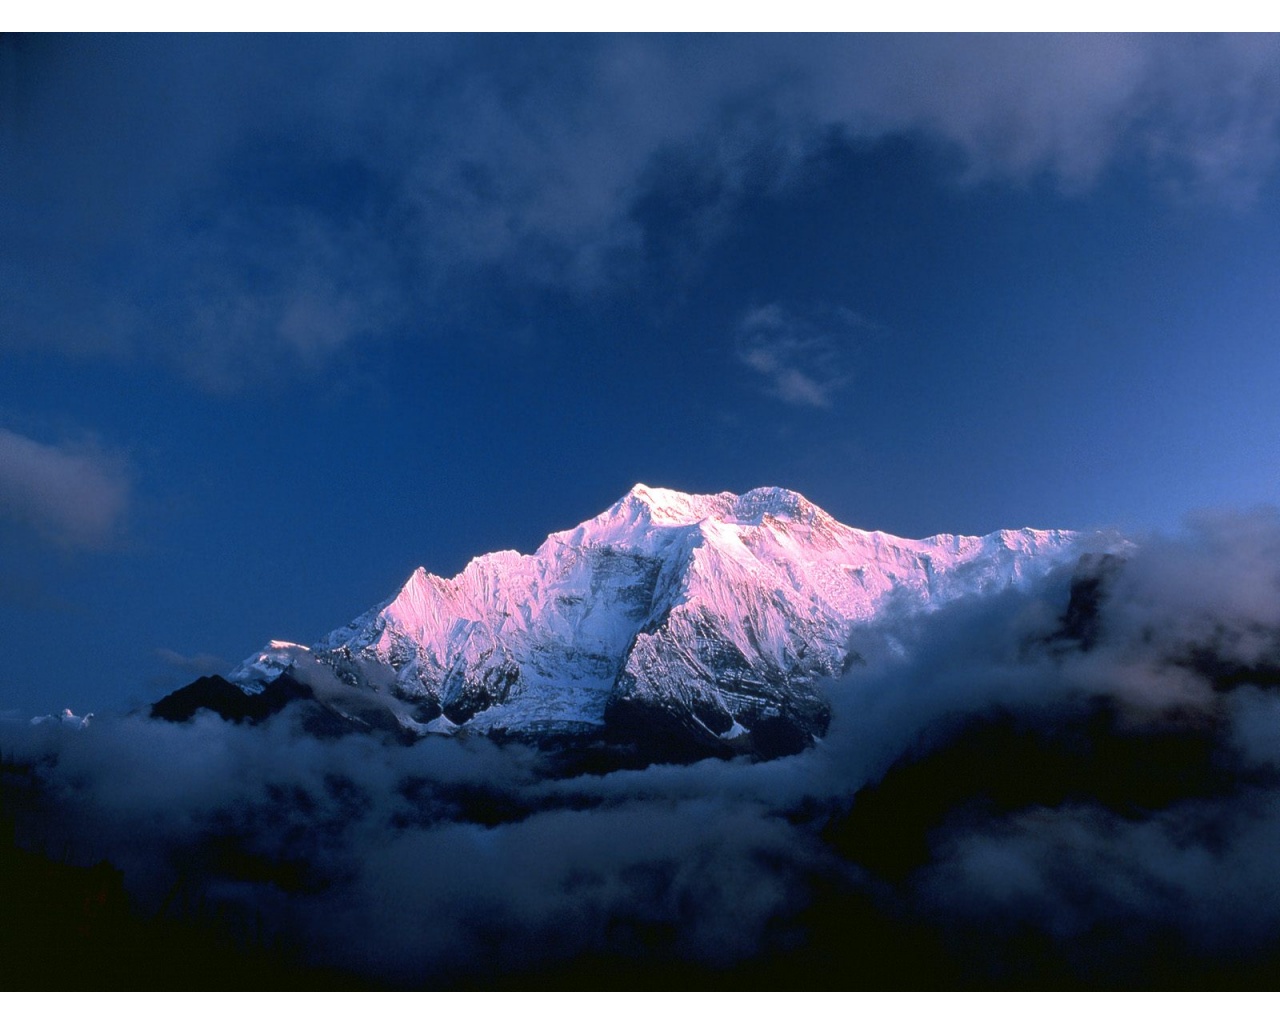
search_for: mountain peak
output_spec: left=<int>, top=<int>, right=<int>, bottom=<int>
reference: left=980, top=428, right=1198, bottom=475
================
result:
left=214, top=485, right=1117, bottom=760
left=612, top=483, right=731, bottom=523
left=604, top=483, right=828, bottom=532
left=729, top=486, right=828, bottom=526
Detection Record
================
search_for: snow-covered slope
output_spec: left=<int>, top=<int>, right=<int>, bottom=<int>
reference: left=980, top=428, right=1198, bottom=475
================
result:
left=226, top=485, right=1106, bottom=754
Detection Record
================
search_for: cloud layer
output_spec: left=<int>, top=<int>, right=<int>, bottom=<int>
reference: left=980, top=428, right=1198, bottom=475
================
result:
left=6, top=508, right=1280, bottom=986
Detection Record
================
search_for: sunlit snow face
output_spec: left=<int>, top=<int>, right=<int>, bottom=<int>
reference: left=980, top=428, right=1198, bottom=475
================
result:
left=209, top=486, right=1103, bottom=755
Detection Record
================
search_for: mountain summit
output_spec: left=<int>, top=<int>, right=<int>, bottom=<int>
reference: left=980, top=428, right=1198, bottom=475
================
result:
left=169, top=486, right=1102, bottom=758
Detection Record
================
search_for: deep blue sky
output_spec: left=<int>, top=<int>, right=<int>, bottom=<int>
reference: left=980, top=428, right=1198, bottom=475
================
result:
left=3, top=34, right=1280, bottom=713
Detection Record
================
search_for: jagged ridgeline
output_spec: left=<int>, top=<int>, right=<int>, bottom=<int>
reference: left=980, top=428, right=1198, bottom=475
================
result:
left=154, top=485, right=1116, bottom=761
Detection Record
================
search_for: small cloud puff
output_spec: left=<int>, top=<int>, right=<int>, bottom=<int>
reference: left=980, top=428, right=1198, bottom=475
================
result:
left=0, top=426, right=131, bottom=550
left=733, top=303, right=866, bottom=409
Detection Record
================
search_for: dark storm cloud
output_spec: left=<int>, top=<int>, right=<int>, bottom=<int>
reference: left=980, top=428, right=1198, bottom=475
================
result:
left=0, top=426, right=131, bottom=549
left=7, top=509, right=1280, bottom=986
left=5, top=34, right=1280, bottom=391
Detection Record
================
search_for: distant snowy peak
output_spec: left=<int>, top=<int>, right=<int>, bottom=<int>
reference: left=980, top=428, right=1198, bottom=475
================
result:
left=611, top=483, right=826, bottom=528
left=230, top=640, right=313, bottom=694
left=30, top=708, right=93, bottom=730
left=222, top=484, right=1114, bottom=757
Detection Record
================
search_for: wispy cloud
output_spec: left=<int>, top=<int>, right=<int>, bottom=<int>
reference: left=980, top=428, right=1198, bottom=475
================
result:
left=0, top=426, right=130, bottom=549
left=152, top=648, right=232, bottom=680
left=783, top=34, right=1280, bottom=201
left=170, top=208, right=401, bottom=394
left=5, top=35, right=1280, bottom=390
left=734, top=304, right=864, bottom=409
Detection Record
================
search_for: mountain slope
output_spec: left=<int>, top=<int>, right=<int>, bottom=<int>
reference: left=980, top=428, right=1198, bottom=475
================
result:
left=206, top=484, right=1107, bottom=758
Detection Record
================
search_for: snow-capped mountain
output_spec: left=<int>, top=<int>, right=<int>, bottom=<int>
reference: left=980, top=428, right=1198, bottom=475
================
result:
left=196, top=484, right=1108, bottom=758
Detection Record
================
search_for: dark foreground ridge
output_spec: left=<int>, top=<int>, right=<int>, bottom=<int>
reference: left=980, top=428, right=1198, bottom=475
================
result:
left=151, top=675, right=314, bottom=725
left=0, top=764, right=364, bottom=990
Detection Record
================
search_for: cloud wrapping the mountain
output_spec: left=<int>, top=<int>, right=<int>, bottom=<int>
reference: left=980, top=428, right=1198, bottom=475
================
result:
left=6, top=508, right=1280, bottom=985
left=807, top=508, right=1280, bottom=982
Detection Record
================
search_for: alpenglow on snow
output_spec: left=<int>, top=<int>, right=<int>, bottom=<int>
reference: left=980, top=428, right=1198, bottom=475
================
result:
left=164, top=485, right=1110, bottom=758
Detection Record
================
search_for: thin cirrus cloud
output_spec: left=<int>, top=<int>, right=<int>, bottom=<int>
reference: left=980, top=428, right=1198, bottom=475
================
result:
left=734, top=304, right=864, bottom=410
left=0, top=426, right=131, bottom=550
left=4, top=35, right=1280, bottom=391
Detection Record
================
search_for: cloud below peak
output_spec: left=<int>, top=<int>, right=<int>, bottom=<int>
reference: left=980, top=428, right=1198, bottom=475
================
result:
left=8, top=507, right=1280, bottom=986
